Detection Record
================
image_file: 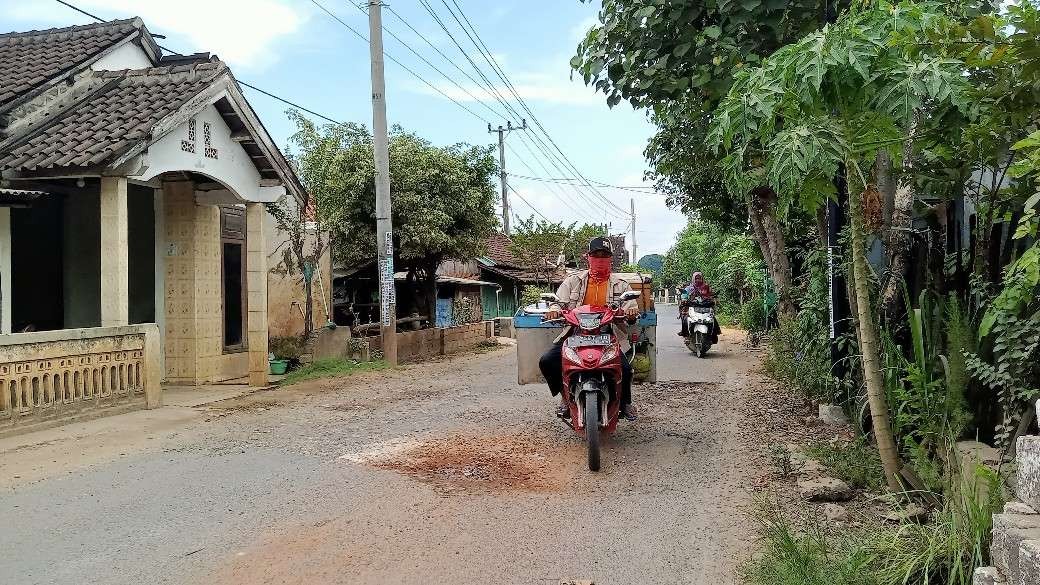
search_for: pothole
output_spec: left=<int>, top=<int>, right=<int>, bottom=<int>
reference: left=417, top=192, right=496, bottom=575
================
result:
left=342, top=433, right=574, bottom=494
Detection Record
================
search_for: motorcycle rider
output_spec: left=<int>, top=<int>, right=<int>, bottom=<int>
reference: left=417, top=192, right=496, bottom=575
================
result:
left=679, top=271, right=722, bottom=341
left=539, top=237, right=640, bottom=421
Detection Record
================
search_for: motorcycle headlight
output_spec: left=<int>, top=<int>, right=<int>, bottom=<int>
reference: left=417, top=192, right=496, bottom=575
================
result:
left=563, top=344, right=582, bottom=364
left=598, top=344, right=619, bottom=366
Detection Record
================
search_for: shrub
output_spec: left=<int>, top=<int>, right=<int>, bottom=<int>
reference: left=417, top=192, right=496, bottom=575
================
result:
left=805, top=439, right=886, bottom=492
left=269, top=336, right=305, bottom=361
left=519, top=286, right=552, bottom=308
left=765, top=317, right=833, bottom=402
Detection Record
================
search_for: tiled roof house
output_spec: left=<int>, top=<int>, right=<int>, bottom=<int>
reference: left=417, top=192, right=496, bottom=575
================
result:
left=0, top=18, right=319, bottom=434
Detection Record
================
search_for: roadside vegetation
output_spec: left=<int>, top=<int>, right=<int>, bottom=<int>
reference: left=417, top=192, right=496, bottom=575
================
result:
left=575, top=0, right=1040, bottom=580
left=280, top=358, right=390, bottom=386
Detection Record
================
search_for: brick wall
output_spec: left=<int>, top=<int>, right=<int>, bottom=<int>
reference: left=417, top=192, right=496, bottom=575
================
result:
left=974, top=400, right=1040, bottom=585
left=375, top=321, right=494, bottom=363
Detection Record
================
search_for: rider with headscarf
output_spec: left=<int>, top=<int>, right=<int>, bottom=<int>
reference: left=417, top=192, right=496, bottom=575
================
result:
left=679, top=271, right=721, bottom=340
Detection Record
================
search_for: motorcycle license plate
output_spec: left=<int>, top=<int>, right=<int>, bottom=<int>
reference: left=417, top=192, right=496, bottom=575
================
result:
left=568, top=334, right=612, bottom=348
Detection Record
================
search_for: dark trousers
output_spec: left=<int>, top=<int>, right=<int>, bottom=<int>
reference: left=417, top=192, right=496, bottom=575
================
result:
left=539, top=343, right=632, bottom=405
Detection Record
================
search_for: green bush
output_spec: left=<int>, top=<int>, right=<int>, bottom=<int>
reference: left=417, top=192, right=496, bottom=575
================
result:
left=269, top=336, right=305, bottom=361
left=764, top=317, right=833, bottom=402
left=519, top=286, right=552, bottom=308
left=805, top=439, right=886, bottom=492
left=737, top=296, right=768, bottom=332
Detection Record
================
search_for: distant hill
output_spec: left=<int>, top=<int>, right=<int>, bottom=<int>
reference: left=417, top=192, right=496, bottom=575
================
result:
left=637, top=254, right=664, bottom=273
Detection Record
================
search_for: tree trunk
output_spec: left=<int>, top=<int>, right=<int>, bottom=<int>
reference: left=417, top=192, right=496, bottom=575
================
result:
left=849, top=177, right=903, bottom=492
left=304, top=276, right=314, bottom=339
left=816, top=204, right=828, bottom=251
left=880, top=112, right=920, bottom=325
left=750, top=187, right=797, bottom=320
left=422, top=258, right=439, bottom=328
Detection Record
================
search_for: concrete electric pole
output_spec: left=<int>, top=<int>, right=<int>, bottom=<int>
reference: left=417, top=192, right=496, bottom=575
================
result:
left=630, top=198, right=637, bottom=265
left=368, top=0, right=397, bottom=366
left=488, top=120, right=527, bottom=235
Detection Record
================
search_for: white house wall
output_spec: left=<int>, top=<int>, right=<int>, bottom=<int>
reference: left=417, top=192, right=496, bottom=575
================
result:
left=91, top=42, right=153, bottom=71
left=135, top=103, right=270, bottom=203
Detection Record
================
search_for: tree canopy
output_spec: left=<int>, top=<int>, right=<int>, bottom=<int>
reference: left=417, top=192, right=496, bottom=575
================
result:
left=288, top=111, right=498, bottom=268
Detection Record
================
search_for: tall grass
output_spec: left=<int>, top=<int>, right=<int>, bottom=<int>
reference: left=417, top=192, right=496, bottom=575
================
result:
left=805, top=439, right=886, bottom=492
left=746, top=465, right=1003, bottom=585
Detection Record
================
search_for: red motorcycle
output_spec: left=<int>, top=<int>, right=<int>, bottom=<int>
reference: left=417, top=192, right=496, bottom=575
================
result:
left=543, top=290, right=641, bottom=471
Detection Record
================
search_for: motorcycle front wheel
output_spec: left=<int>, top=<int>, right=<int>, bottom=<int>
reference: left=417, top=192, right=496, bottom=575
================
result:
left=584, top=392, right=601, bottom=472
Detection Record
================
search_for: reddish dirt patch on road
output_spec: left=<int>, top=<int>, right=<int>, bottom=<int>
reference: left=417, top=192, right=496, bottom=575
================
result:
left=371, top=432, right=575, bottom=494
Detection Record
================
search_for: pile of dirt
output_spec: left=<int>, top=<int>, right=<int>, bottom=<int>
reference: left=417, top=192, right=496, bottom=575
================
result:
left=367, top=432, right=574, bottom=494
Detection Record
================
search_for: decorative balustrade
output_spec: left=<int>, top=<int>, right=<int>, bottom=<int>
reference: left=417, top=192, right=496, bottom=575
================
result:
left=0, top=324, right=160, bottom=436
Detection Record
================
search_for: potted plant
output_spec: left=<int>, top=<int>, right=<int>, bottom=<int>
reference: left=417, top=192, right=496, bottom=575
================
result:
left=269, top=336, right=303, bottom=375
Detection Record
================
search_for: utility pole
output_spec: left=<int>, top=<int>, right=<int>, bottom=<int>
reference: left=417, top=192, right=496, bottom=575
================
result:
left=368, top=0, right=397, bottom=366
left=630, top=198, right=637, bottom=265
left=488, top=119, right=527, bottom=235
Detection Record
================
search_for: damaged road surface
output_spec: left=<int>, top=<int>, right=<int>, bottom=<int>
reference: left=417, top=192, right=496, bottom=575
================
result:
left=0, top=319, right=759, bottom=585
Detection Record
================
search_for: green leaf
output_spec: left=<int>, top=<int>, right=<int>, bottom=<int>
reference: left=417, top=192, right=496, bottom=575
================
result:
left=704, top=26, right=722, bottom=40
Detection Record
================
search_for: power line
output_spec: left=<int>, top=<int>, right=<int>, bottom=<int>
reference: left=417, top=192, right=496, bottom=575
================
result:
left=417, top=0, right=621, bottom=220
left=382, top=4, right=512, bottom=120
left=443, top=0, right=628, bottom=219
left=504, top=143, right=589, bottom=217
left=238, top=81, right=343, bottom=125
left=509, top=173, right=664, bottom=196
left=308, top=0, right=492, bottom=124
left=437, top=0, right=630, bottom=217
left=506, top=183, right=550, bottom=222
left=343, top=1, right=511, bottom=123
left=414, top=0, right=613, bottom=219
left=55, top=0, right=347, bottom=126
left=54, top=0, right=102, bottom=21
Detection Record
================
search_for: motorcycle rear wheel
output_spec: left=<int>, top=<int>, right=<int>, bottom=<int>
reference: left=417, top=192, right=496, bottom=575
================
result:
left=585, top=392, right=601, bottom=472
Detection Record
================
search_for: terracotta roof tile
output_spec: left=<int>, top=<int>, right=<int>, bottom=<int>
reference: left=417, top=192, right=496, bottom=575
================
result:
left=483, top=232, right=521, bottom=267
left=0, top=19, right=140, bottom=108
left=0, top=61, right=227, bottom=172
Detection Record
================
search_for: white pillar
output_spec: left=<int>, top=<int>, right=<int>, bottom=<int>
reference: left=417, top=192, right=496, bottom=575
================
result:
left=0, top=207, right=11, bottom=334
left=100, top=177, right=129, bottom=327
left=246, top=203, right=269, bottom=387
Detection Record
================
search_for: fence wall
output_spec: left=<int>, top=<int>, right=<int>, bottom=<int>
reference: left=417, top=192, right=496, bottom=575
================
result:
left=0, top=324, right=161, bottom=438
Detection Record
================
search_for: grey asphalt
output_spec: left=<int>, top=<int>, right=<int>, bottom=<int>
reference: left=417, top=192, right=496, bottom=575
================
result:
left=0, top=312, right=758, bottom=585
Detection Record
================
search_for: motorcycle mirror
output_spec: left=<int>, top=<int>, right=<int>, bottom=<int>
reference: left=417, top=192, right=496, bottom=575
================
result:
left=619, top=290, right=641, bottom=302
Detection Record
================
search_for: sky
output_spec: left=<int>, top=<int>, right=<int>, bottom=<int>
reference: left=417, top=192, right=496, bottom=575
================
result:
left=0, top=0, right=689, bottom=257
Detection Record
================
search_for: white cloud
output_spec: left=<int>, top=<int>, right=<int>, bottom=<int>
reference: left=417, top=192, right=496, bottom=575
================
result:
left=3, top=0, right=306, bottom=70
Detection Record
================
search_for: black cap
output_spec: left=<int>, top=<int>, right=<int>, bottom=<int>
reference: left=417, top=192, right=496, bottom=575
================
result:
left=588, top=236, right=613, bottom=255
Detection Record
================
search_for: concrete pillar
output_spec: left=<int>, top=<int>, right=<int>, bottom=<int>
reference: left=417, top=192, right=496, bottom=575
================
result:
left=246, top=203, right=268, bottom=387
left=100, top=177, right=129, bottom=326
left=0, top=207, right=11, bottom=334
left=142, top=322, right=163, bottom=408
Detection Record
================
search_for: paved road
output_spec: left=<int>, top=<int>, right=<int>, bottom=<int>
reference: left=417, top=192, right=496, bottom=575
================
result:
left=1, top=313, right=758, bottom=585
